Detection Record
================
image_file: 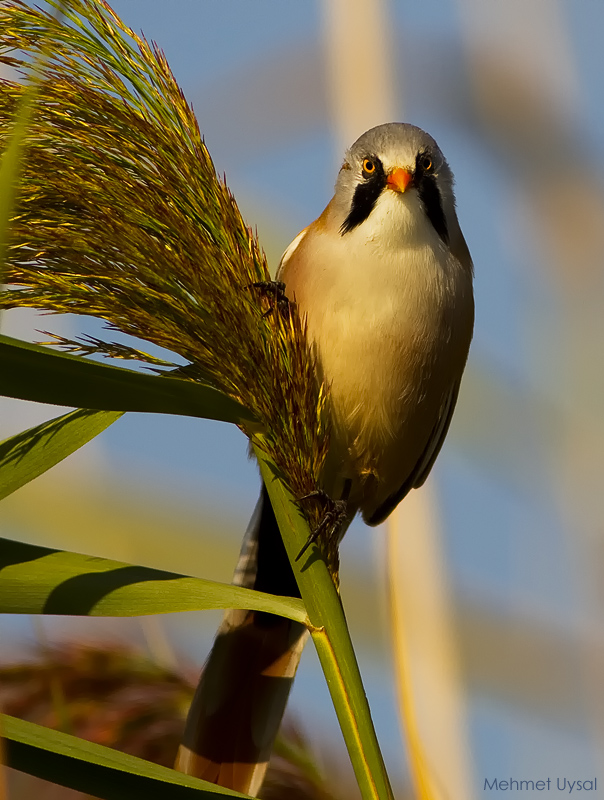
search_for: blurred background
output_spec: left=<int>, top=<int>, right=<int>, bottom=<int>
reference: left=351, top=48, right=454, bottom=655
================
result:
left=1, top=1, right=604, bottom=797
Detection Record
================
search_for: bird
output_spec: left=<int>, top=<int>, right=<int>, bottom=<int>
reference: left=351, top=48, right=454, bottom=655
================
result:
left=175, top=122, right=475, bottom=796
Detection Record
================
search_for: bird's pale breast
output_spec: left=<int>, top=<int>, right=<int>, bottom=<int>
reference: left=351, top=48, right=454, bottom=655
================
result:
left=280, top=213, right=473, bottom=519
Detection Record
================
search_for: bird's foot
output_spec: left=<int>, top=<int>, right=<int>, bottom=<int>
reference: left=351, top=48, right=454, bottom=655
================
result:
left=296, top=489, right=348, bottom=562
left=249, top=280, right=290, bottom=318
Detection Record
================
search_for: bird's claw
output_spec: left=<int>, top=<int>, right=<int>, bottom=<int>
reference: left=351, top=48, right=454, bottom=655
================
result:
left=248, top=280, right=290, bottom=318
left=296, top=490, right=348, bottom=561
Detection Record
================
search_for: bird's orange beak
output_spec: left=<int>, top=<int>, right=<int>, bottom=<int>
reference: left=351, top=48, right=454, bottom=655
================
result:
left=387, top=167, right=412, bottom=193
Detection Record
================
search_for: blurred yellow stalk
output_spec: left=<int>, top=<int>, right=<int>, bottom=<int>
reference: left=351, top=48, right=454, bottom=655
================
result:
left=387, top=487, right=474, bottom=800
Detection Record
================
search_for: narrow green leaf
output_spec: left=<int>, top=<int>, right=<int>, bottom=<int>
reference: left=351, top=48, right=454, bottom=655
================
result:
left=0, top=408, right=122, bottom=501
left=0, top=3, right=66, bottom=275
left=0, top=334, right=256, bottom=426
left=0, top=99, right=31, bottom=273
left=0, top=536, right=307, bottom=624
left=253, top=441, right=394, bottom=800
left=1, top=714, right=249, bottom=798
left=0, top=38, right=48, bottom=271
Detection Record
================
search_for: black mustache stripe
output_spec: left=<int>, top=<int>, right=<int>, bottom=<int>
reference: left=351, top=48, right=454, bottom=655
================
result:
left=340, top=162, right=387, bottom=234
left=341, top=158, right=449, bottom=246
left=416, top=173, right=449, bottom=245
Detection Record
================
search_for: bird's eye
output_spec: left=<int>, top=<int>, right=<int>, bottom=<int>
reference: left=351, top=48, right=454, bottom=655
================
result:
left=419, top=154, right=434, bottom=173
left=362, top=158, right=376, bottom=175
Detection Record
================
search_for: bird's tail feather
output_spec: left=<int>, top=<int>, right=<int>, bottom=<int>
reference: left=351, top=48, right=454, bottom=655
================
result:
left=175, top=485, right=308, bottom=797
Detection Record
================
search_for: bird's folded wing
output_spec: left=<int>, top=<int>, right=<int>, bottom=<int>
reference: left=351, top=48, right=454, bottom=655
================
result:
left=367, top=380, right=461, bottom=526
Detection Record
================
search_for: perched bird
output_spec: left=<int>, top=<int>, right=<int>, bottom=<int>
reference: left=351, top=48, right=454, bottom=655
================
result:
left=176, top=123, right=474, bottom=796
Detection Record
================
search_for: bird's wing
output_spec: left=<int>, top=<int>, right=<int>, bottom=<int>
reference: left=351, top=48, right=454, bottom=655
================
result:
left=366, top=379, right=461, bottom=526
left=275, top=226, right=308, bottom=280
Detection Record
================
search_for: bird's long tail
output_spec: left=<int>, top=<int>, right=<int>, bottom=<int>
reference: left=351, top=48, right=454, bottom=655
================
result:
left=175, top=485, right=308, bottom=796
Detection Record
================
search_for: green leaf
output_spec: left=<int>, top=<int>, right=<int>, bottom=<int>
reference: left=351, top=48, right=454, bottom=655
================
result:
left=0, top=2, right=65, bottom=275
left=0, top=41, right=45, bottom=271
left=0, top=334, right=256, bottom=426
left=0, top=535, right=308, bottom=624
left=0, top=408, right=122, bottom=501
left=253, top=441, right=394, bottom=800
left=0, top=96, right=31, bottom=273
left=1, top=713, right=250, bottom=798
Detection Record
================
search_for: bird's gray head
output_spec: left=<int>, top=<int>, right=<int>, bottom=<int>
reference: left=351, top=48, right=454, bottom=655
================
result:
left=334, top=123, right=456, bottom=245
